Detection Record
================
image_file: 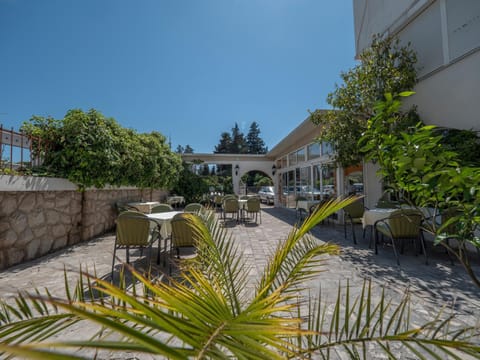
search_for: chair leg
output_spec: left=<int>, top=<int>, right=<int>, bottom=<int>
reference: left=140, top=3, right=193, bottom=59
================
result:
left=419, top=234, right=428, bottom=265
left=390, top=237, right=400, bottom=265
left=126, top=246, right=130, bottom=264
left=111, top=243, right=118, bottom=280
left=351, top=222, right=357, bottom=244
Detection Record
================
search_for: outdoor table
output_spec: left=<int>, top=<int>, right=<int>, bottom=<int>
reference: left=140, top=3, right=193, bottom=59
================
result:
left=297, top=200, right=321, bottom=214
left=238, top=199, right=248, bottom=222
left=167, top=196, right=185, bottom=208
left=147, top=211, right=182, bottom=265
left=127, top=201, right=160, bottom=214
left=362, top=208, right=398, bottom=229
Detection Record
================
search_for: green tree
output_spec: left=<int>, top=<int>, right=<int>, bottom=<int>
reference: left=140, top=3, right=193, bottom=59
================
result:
left=172, top=162, right=210, bottom=203
left=21, top=109, right=181, bottom=190
left=184, top=144, right=194, bottom=154
left=214, top=132, right=233, bottom=153
left=231, top=123, right=247, bottom=154
left=360, top=92, right=480, bottom=287
left=246, top=121, right=267, bottom=154
left=310, top=35, right=417, bottom=167
left=1, top=201, right=479, bottom=359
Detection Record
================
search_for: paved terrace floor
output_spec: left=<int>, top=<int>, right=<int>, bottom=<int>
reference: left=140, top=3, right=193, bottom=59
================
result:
left=1, top=205, right=479, bottom=359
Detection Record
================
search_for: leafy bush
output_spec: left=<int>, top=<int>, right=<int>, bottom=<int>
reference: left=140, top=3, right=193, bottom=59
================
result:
left=21, top=109, right=182, bottom=190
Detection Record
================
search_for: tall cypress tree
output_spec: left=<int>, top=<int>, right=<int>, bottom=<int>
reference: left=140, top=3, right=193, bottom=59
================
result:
left=246, top=121, right=267, bottom=154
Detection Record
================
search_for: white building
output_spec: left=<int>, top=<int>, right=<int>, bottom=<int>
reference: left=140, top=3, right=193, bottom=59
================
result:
left=353, top=0, right=480, bottom=131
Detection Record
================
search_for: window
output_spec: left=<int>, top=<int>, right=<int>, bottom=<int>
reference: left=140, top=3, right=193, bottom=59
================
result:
left=288, top=152, right=297, bottom=166
left=297, top=148, right=305, bottom=163
left=307, top=143, right=320, bottom=160
left=322, top=142, right=333, bottom=155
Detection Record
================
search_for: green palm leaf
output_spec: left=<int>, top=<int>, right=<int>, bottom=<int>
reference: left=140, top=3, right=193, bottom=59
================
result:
left=0, top=201, right=478, bottom=359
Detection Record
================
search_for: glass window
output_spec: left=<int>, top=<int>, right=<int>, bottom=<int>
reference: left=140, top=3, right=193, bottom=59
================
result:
left=297, top=148, right=306, bottom=163
left=281, top=156, right=287, bottom=169
left=312, top=163, right=336, bottom=200
left=307, top=143, right=320, bottom=160
left=288, top=152, right=297, bottom=166
left=322, top=142, right=333, bottom=155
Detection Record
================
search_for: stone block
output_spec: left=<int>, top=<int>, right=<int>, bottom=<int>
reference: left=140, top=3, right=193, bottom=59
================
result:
left=0, top=195, right=18, bottom=216
left=17, top=228, right=34, bottom=246
left=51, top=236, right=68, bottom=251
left=33, top=225, right=47, bottom=238
left=26, top=237, right=40, bottom=260
left=2, top=229, right=18, bottom=248
left=56, top=192, right=74, bottom=208
left=39, top=236, right=54, bottom=254
left=52, top=224, right=67, bottom=238
left=28, top=210, right=46, bottom=228
left=6, top=248, right=25, bottom=267
left=0, top=220, right=10, bottom=233
left=46, top=209, right=61, bottom=225
left=10, top=213, right=28, bottom=234
left=18, top=193, right=36, bottom=212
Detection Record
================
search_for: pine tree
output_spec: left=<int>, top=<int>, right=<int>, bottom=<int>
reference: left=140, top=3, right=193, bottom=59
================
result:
left=231, top=123, right=247, bottom=154
left=214, top=132, right=233, bottom=153
left=246, top=121, right=267, bottom=154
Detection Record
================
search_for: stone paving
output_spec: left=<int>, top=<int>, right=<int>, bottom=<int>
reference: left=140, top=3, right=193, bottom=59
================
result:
left=0, top=205, right=479, bottom=359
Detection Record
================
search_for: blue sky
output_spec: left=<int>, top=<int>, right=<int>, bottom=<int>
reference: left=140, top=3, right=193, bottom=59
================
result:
left=0, top=0, right=356, bottom=153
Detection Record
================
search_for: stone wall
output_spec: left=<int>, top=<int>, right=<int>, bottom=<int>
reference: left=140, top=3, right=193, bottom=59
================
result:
left=0, top=175, right=168, bottom=270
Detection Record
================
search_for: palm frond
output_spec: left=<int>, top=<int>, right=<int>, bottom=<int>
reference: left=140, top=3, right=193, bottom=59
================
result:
left=257, top=196, right=357, bottom=300
left=303, top=279, right=480, bottom=359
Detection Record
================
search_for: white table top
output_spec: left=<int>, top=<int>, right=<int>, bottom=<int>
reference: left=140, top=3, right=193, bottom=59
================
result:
left=362, top=208, right=399, bottom=228
left=147, top=211, right=182, bottom=223
left=127, top=201, right=160, bottom=213
left=297, top=200, right=321, bottom=212
left=167, top=196, right=185, bottom=204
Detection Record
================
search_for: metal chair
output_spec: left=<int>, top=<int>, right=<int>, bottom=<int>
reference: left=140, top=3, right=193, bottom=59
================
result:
left=245, top=197, right=261, bottom=224
left=343, top=199, right=367, bottom=244
left=151, top=203, right=174, bottom=213
left=295, top=196, right=308, bottom=221
left=184, top=203, right=204, bottom=213
left=374, top=209, right=426, bottom=265
left=222, top=197, right=240, bottom=223
left=111, top=211, right=161, bottom=279
left=169, top=213, right=202, bottom=273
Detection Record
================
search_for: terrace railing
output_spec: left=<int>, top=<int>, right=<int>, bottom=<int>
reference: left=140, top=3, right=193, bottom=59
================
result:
left=0, top=125, right=44, bottom=174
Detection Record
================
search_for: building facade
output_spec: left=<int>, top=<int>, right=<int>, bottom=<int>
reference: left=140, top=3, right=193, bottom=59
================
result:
left=353, top=0, right=480, bottom=131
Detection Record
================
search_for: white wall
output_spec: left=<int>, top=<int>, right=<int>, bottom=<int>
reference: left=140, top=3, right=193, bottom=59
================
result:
left=353, top=0, right=429, bottom=55
left=406, top=50, right=480, bottom=131
left=353, top=0, right=480, bottom=131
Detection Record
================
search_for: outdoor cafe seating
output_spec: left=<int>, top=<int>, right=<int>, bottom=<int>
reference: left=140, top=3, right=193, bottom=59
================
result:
left=111, top=210, right=161, bottom=279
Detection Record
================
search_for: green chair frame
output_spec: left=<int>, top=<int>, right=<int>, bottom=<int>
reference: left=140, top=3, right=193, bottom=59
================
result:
left=374, top=209, right=426, bottom=265
left=245, top=197, right=261, bottom=224
left=111, top=211, right=161, bottom=279
left=151, top=203, right=174, bottom=213
left=184, top=203, right=204, bottom=213
left=343, top=199, right=367, bottom=244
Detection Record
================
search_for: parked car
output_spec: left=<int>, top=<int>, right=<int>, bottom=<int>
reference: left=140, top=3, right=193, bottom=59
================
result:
left=258, top=186, right=275, bottom=204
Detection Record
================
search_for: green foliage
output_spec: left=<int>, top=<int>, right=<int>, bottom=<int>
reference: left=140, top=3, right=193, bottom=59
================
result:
left=439, top=128, right=480, bottom=166
left=310, top=35, right=417, bottom=167
left=246, top=121, right=267, bottom=154
left=360, top=93, right=480, bottom=286
left=214, top=122, right=267, bottom=154
left=1, top=199, right=479, bottom=359
left=21, top=110, right=182, bottom=190
left=172, top=162, right=211, bottom=203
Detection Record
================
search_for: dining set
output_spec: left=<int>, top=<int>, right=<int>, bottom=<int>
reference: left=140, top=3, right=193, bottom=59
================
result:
left=217, top=195, right=262, bottom=225
left=343, top=198, right=431, bottom=266
left=111, top=200, right=204, bottom=278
